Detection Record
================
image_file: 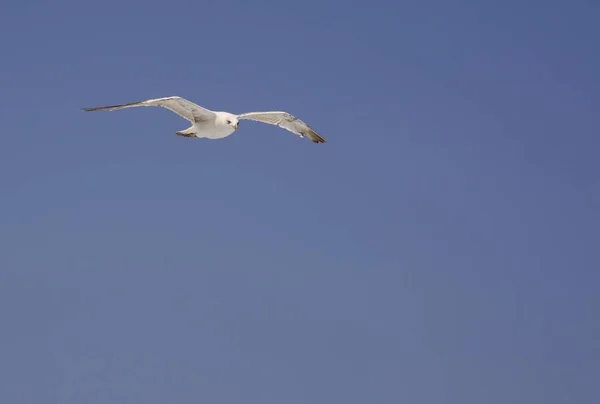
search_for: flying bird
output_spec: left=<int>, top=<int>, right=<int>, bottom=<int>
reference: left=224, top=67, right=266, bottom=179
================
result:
left=82, top=96, right=327, bottom=143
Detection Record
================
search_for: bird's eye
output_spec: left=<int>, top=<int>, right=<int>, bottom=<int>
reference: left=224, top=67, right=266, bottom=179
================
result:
left=226, top=120, right=231, bottom=124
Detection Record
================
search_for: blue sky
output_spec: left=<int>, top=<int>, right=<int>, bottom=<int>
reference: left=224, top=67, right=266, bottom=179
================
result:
left=0, top=0, right=598, bottom=403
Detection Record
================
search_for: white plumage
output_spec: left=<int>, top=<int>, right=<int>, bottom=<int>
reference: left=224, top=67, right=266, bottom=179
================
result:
left=82, top=96, right=327, bottom=143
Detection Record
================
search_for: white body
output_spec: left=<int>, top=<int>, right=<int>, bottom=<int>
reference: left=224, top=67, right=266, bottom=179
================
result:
left=194, top=112, right=238, bottom=139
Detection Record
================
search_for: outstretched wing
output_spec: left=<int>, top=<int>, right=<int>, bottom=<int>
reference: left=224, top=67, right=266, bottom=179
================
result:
left=82, top=96, right=216, bottom=123
left=237, top=111, right=326, bottom=143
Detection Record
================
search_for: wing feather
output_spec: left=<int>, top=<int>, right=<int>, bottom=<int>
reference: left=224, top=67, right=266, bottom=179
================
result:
left=82, top=96, right=216, bottom=123
left=237, top=111, right=326, bottom=143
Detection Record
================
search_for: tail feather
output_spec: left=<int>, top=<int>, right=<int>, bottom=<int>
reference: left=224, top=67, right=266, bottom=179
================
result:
left=175, top=126, right=197, bottom=138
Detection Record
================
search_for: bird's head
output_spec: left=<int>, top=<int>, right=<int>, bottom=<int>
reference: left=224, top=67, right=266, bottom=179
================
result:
left=225, top=114, right=239, bottom=131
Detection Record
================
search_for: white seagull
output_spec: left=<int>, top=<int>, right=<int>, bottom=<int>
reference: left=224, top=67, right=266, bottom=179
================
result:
left=82, top=96, right=327, bottom=144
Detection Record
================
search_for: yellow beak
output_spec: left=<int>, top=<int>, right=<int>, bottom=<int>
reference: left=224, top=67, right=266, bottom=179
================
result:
left=234, top=124, right=238, bottom=130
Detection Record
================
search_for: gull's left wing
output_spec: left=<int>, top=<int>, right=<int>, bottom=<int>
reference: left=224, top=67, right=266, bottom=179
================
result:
left=82, top=96, right=216, bottom=123
left=237, top=111, right=326, bottom=143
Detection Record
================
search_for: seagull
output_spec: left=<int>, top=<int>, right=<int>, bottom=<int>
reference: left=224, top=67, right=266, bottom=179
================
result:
left=82, top=96, right=327, bottom=143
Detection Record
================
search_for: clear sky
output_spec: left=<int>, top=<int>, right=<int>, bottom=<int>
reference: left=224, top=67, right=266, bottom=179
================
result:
left=0, top=0, right=598, bottom=403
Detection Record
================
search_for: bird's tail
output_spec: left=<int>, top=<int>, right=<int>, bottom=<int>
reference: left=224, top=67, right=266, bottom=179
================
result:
left=175, top=126, right=197, bottom=138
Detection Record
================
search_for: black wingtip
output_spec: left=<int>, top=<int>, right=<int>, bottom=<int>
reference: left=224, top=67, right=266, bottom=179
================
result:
left=312, top=134, right=327, bottom=143
left=306, top=128, right=327, bottom=143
